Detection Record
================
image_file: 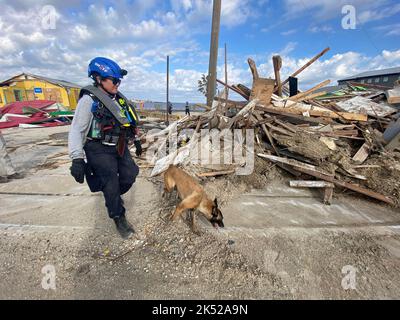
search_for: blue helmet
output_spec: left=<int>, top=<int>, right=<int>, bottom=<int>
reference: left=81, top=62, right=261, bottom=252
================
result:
left=88, top=57, right=128, bottom=80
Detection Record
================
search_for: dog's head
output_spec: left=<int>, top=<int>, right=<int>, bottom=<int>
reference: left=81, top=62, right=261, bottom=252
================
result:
left=209, top=198, right=224, bottom=229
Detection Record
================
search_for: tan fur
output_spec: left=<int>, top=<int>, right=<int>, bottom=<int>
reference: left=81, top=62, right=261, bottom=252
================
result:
left=163, top=165, right=223, bottom=232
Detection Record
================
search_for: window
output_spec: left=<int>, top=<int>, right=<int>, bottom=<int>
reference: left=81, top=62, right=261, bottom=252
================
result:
left=383, top=77, right=389, bottom=82
left=375, top=77, right=380, bottom=83
left=13, top=90, right=22, bottom=102
left=367, top=79, right=372, bottom=83
left=360, top=79, right=365, bottom=84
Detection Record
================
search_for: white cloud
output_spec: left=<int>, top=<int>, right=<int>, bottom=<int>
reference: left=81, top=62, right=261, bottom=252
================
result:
left=283, top=0, right=389, bottom=21
left=373, top=23, right=400, bottom=36
left=281, top=29, right=297, bottom=36
left=309, top=25, right=333, bottom=33
left=358, top=3, right=400, bottom=24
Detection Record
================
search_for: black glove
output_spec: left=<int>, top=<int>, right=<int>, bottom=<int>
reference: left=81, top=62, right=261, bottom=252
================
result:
left=70, top=159, right=85, bottom=183
left=134, top=139, right=142, bottom=157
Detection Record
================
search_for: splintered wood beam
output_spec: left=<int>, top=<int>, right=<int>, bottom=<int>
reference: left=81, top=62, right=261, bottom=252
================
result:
left=254, top=111, right=279, bottom=155
left=280, top=47, right=330, bottom=87
left=288, top=80, right=331, bottom=102
left=247, top=58, right=259, bottom=80
left=298, top=91, right=327, bottom=102
left=258, top=153, right=395, bottom=205
left=272, top=55, right=282, bottom=96
left=197, top=169, right=236, bottom=177
left=216, top=79, right=249, bottom=100
left=256, top=104, right=367, bottom=122
left=290, top=180, right=334, bottom=188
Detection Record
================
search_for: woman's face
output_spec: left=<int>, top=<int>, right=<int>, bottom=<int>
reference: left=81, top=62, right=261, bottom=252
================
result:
left=100, top=77, right=120, bottom=94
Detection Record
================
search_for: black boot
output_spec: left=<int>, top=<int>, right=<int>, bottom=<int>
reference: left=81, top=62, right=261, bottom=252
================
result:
left=113, top=215, right=135, bottom=239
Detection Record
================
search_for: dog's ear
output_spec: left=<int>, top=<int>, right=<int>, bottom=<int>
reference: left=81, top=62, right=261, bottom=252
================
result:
left=214, top=198, right=218, bottom=207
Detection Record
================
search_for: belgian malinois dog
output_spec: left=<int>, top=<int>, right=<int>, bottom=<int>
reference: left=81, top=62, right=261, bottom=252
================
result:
left=163, top=165, right=224, bottom=233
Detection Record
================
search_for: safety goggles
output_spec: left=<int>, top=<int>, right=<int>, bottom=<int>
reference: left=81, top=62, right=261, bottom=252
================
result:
left=103, top=77, right=121, bottom=85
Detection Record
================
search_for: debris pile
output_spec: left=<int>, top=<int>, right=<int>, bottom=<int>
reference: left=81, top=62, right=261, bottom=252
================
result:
left=137, top=47, right=400, bottom=206
left=0, top=100, right=73, bottom=129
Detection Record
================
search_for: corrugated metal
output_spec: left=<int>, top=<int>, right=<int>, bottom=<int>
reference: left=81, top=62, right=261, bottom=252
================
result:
left=339, top=66, right=400, bottom=81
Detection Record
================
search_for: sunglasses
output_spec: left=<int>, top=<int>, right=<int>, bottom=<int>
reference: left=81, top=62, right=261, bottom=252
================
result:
left=103, top=77, right=121, bottom=85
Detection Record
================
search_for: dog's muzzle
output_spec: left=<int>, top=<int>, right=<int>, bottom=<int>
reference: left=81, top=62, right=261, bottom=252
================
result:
left=210, top=218, right=224, bottom=229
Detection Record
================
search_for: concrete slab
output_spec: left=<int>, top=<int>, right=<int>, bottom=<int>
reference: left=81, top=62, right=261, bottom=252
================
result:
left=222, top=182, right=400, bottom=230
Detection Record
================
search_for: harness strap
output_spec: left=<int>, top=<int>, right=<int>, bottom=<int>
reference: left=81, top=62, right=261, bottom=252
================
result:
left=79, top=85, right=130, bottom=126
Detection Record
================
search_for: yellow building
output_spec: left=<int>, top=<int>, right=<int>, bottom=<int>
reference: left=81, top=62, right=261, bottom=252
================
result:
left=0, top=73, right=81, bottom=110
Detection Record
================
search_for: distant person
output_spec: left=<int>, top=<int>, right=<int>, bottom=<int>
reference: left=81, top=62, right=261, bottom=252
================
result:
left=167, top=102, right=173, bottom=115
left=185, top=101, right=190, bottom=116
left=68, top=57, right=142, bottom=239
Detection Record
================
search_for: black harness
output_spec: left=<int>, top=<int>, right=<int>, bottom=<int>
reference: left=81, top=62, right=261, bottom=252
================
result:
left=79, top=85, right=139, bottom=147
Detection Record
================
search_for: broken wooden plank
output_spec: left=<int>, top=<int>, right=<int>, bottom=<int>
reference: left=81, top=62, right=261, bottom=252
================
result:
left=386, top=86, right=400, bottom=105
left=265, top=122, right=294, bottom=136
left=250, top=78, right=275, bottom=105
left=298, top=91, right=328, bottom=102
left=258, top=153, right=395, bottom=205
left=272, top=55, right=282, bottom=97
left=288, top=80, right=331, bottom=102
left=257, top=104, right=368, bottom=122
left=216, top=79, right=249, bottom=100
left=352, top=142, right=371, bottom=163
left=273, top=118, right=298, bottom=133
left=258, top=154, right=333, bottom=177
left=248, top=58, right=259, bottom=80
left=196, top=169, right=236, bottom=177
left=290, top=180, right=334, bottom=188
left=280, top=47, right=330, bottom=88
left=254, top=111, right=279, bottom=155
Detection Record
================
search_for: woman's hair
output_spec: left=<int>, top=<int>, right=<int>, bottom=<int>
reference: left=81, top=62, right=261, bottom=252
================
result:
left=91, top=72, right=100, bottom=86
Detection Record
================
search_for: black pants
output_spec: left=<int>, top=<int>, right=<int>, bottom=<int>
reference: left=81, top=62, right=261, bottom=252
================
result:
left=84, top=140, right=139, bottom=219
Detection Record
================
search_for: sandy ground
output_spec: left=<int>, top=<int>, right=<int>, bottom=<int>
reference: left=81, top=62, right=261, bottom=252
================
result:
left=1, top=125, right=400, bottom=299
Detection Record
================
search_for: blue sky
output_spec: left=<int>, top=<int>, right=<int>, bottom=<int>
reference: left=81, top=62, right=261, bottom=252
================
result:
left=0, top=0, right=399, bottom=103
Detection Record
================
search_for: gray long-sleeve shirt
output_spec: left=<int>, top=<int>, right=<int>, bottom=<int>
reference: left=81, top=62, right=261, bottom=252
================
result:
left=68, top=94, right=94, bottom=160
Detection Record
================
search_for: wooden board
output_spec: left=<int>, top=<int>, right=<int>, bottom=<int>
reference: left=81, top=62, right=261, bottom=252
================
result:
left=290, top=180, right=334, bottom=188
left=250, top=78, right=275, bottom=106
left=258, top=153, right=395, bottom=205
left=352, top=142, right=371, bottom=163
left=386, top=87, right=400, bottom=104
left=258, top=104, right=368, bottom=122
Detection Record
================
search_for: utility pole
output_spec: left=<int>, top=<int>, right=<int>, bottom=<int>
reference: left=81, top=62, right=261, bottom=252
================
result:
left=224, top=42, right=228, bottom=99
left=206, top=0, right=221, bottom=107
left=166, top=55, right=169, bottom=125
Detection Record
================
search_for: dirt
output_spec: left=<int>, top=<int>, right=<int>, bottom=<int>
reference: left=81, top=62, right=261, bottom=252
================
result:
left=360, top=152, right=400, bottom=205
left=274, top=132, right=332, bottom=162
